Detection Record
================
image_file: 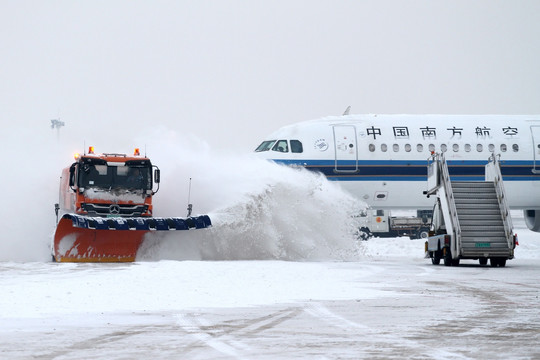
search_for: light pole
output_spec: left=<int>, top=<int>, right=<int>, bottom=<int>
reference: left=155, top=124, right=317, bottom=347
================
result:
left=50, top=119, right=65, bottom=141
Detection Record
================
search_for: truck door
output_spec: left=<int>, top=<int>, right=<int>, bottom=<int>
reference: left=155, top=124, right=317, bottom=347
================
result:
left=333, top=125, right=358, bottom=172
left=530, top=125, right=540, bottom=174
left=371, top=209, right=389, bottom=233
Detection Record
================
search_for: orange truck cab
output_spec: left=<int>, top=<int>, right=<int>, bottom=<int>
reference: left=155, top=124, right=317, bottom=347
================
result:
left=58, top=147, right=160, bottom=219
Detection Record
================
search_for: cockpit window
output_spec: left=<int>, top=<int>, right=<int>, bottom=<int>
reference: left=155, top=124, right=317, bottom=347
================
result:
left=272, top=140, right=289, bottom=152
left=255, top=140, right=276, bottom=152
left=290, top=140, right=303, bottom=153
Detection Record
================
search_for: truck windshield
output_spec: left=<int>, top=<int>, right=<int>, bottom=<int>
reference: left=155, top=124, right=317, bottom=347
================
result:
left=79, top=164, right=152, bottom=191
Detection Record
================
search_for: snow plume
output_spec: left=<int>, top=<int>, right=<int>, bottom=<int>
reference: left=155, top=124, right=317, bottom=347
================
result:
left=0, top=125, right=365, bottom=262
left=137, top=128, right=366, bottom=261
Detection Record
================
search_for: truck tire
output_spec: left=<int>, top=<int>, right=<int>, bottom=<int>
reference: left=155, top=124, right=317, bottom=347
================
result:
left=357, top=227, right=372, bottom=241
left=490, top=257, right=507, bottom=267
left=479, top=257, right=488, bottom=266
left=431, top=256, right=440, bottom=265
left=444, top=253, right=460, bottom=266
left=444, top=255, right=452, bottom=266
left=416, top=228, right=429, bottom=240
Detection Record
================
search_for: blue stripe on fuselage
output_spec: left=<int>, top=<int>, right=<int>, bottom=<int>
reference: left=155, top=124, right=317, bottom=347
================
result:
left=269, top=159, right=540, bottom=181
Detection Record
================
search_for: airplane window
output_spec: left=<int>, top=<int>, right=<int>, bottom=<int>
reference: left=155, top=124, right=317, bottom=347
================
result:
left=501, top=144, right=507, bottom=152
left=477, top=144, right=483, bottom=152
left=255, top=140, right=276, bottom=152
left=290, top=140, right=303, bottom=153
left=405, top=144, right=411, bottom=152
left=393, top=144, right=399, bottom=152
left=513, top=144, right=519, bottom=152
left=488, top=144, right=495, bottom=152
left=369, top=144, right=375, bottom=152
left=441, top=144, right=447, bottom=152
left=429, top=144, right=435, bottom=152
left=417, top=144, right=423, bottom=152
left=381, top=144, right=388, bottom=152
left=453, top=144, right=459, bottom=152
left=465, top=144, right=471, bottom=152
left=272, top=140, right=289, bottom=152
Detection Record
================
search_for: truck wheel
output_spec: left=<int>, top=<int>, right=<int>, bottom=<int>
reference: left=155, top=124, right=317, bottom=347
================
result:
left=451, top=258, right=460, bottom=266
left=417, top=229, right=429, bottom=240
left=479, top=257, right=488, bottom=266
left=490, top=258, right=507, bottom=267
left=357, top=227, right=371, bottom=241
left=444, top=255, right=452, bottom=266
left=431, top=257, right=440, bottom=265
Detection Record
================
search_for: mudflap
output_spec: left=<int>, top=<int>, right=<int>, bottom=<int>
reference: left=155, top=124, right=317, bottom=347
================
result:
left=53, top=214, right=212, bottom=263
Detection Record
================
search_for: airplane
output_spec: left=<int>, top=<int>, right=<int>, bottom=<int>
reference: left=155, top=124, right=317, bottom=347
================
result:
left=253, top=114, right=540, bottom=233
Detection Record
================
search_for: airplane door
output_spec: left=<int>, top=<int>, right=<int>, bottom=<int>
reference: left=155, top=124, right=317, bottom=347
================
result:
left=531, top=126, right=540, bottom=174
left=333, top=125, right=358, bottom=172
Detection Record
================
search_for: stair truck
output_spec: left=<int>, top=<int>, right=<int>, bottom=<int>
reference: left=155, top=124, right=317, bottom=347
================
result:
left=424, top=153, right=517, bottom=267
left=53, top=147, right=212, bottom=262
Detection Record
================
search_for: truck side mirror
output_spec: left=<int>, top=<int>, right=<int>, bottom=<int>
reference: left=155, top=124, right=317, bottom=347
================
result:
left=69, top=163, right=76, bottom=187
left=154, top=168, right=160, bottom=183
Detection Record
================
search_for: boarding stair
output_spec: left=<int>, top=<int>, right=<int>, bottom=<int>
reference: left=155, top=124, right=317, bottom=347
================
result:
left=425, top=153, right=514, bottom=261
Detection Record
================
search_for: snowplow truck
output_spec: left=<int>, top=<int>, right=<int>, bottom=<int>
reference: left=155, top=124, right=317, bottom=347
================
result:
left=53, top=147, right=211, bottom=262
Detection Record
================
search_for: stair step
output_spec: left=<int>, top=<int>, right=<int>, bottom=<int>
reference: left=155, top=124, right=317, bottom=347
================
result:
left=457, top=209, right=501, bottom=215
left=459, top=220, right=504, bottom=230
left=455, top=195, right=497, bottom=200
left=461, top=227, right=505, bottom=233
left=452, top=181, right=494, bottom=187
left=453, top=193, right=496, bottom=197
left=458, top=212, right=502, bottom=218
left=461, top=233, right=507, bottom=238
left=460, top=222, right=504, bottom=229
left=461, top=238, right=508, bottom=247
left=452, top=186, right=496, bottom=193
left=456, top=203, right=500, bottom=213
left=455, top=197, right=498, bottom=203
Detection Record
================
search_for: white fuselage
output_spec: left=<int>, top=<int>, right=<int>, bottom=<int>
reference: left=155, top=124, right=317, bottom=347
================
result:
left=254, top=114, right=540, bottom=211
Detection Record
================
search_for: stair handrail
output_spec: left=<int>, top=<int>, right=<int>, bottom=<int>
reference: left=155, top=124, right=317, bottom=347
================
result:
left=486, top=153, right=514, bottom=246
left=428, top=152, right=462, bottom=258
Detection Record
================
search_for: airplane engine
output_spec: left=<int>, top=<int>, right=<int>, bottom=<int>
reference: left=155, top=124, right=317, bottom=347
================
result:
left=524, top=210, right=540, bottom=232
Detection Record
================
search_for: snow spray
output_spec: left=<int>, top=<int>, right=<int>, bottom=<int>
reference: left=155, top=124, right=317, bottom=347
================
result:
left=137, top=128, right=366, bottom=261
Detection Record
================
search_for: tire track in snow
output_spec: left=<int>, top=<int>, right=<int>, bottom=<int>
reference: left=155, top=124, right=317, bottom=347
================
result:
left=176, top=314, right=248, bottom=359
left=175, top=307, right=301, bottom=358
left=305, top=302, right=473, bottom=360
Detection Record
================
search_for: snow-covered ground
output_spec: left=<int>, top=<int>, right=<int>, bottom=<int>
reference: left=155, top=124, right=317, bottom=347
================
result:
left=1, top=222, right=539, bottom=359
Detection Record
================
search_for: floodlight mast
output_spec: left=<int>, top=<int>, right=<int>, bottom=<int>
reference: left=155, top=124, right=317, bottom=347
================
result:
left=50, top=119, right=65, bottom=141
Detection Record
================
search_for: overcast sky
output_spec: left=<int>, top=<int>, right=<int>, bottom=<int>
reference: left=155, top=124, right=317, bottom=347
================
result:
left=2, top=0, right=540, bottom=153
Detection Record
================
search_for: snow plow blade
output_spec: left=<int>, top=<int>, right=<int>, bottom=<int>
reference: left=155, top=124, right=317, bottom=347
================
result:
left=53, top=214, right=212, bottom=263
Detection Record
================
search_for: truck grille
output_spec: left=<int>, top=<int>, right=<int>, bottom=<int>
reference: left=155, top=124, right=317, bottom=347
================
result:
left=81, top=203, right=149, bottom=217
